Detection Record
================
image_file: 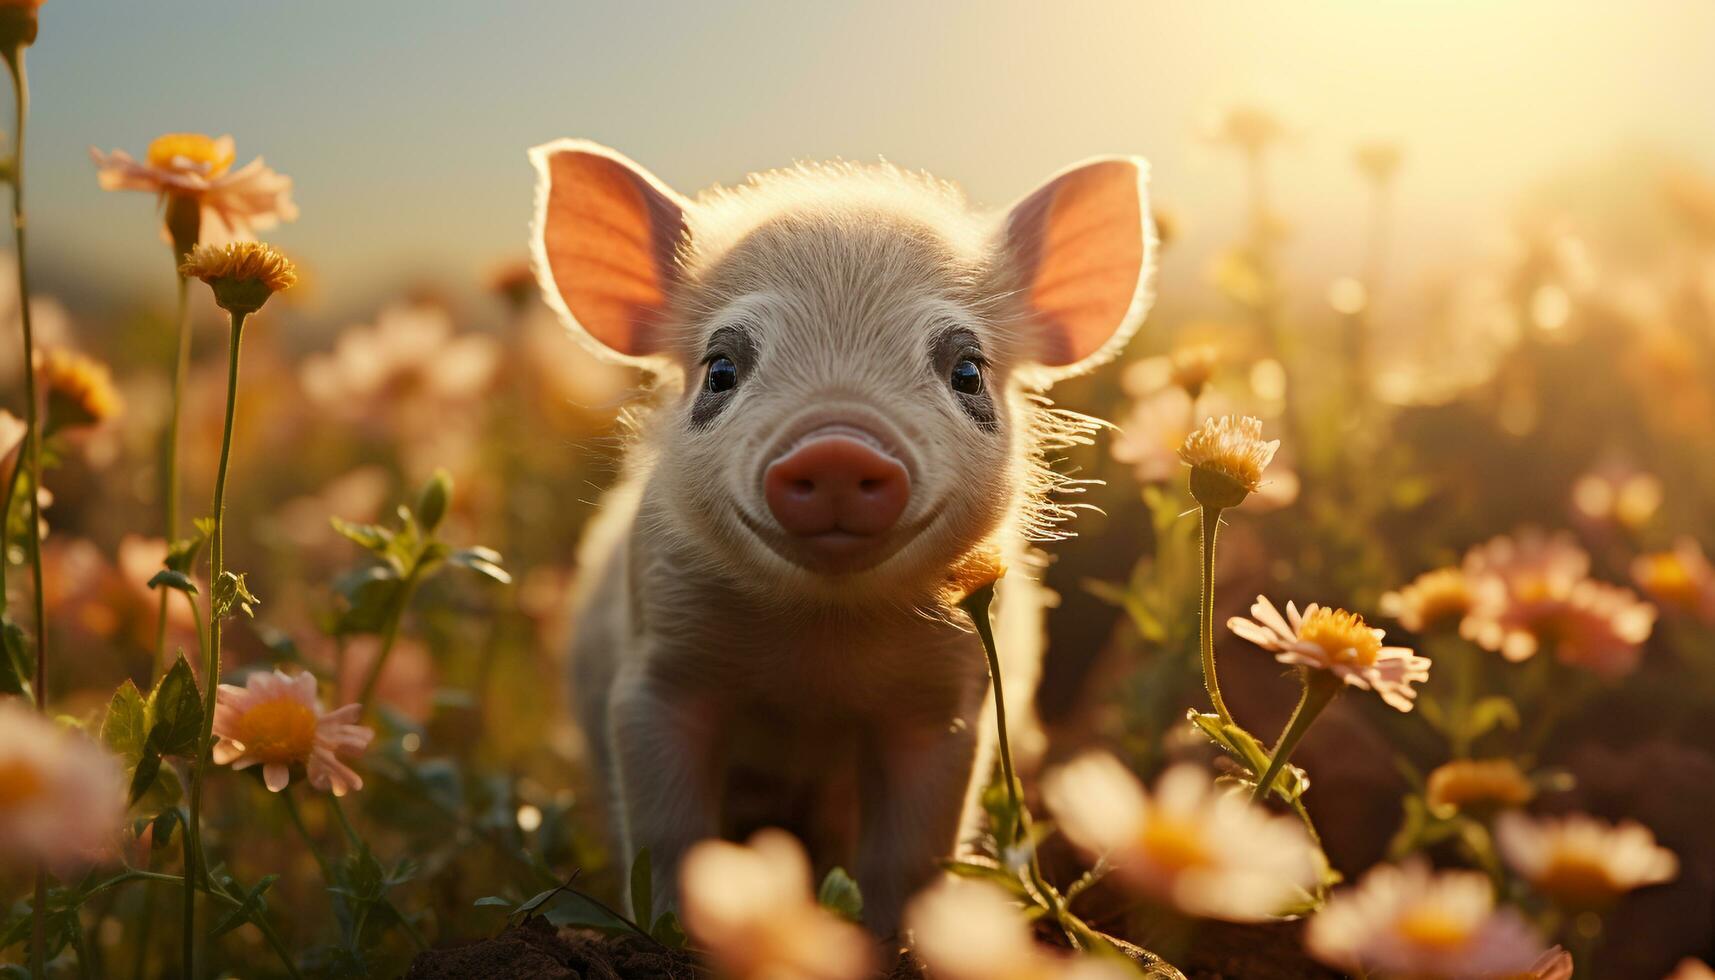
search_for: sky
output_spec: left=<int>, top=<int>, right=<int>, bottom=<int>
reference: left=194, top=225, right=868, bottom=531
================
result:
left=20, top=0, right=1715, bottom=328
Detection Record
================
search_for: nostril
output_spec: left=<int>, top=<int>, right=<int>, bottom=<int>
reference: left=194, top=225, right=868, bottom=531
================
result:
left=859, top=478, right=882, bottom=493
left=791, top=479, right=815, bottom=495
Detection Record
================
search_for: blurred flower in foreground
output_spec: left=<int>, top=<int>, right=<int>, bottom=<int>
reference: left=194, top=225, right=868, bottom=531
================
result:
left=1179, top=413, right=1278, bottom=510
left=906, top=878, right=1133, bottom=980
left=1229, top=596, right=1430, bottom=712
left=212, top=670, right=374, bottom=795
left=1041, top=755, right=1318, bottom=922
left=1666, top=959, right=1715, bottom=980
left=1462, top=530, right=1656, bottom=678
left=0, top=699, right=126, bottom=874
left=1380, top=567, right=1474, bottom=634
left=36, top=347, right=122, bottom=433
left=180, top=240, right=298, bottom=315
left=0, top=407, right=23, bottom=489
left=1632, top=539, right=1715, bottom=625
left=1495, top=812, right=1677, bottom=910
left=1306, top=861, right=1566, bottom=979
left=680, top=828, right=872, bottom=980
left=1425, top=758, right=1535, bottom=818
left=90, top=133, right=297, bottom=250
left=1353, top=141, right=1404, bottom=185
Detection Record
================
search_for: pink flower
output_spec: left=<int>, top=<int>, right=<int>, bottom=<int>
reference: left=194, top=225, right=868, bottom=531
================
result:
left=90, top=133, right=298, bottom=247
left=212, top=670, right=373, bottom=795
left=1632, top=538, right=1715, bottom=625
left=0, top=700, right=127, bottom=874
left=1228, top=596, right=1430, bottom=712
left=1462, top=529, right=1656, bottom=678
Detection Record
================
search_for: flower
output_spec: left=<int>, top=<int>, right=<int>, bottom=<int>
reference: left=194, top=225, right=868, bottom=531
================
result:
left=0, top=408, right=23, bottom=489
left=212, top=670, right=374, bottom=795
left=0, top=700, right=127, bottom=873
left=1462, top=530, right=1656, bottom=677
left=1495, top=812, right=1677, bottom=910
left=1666, top=960, right=1715, bottom=980
left=1203, top=102, right=1290, bottom=155
left=1425, top=759, right=1535, bottom=817
left=1380, top=567, right=1474, bottom=633
left=0, top=0, right=44, bottom=50
left=36, top=348, right=122, bottom=432
left=1306, top=861, right=1565, bottom=979
left=941, top=546, right=1006, bottom=606
left=906, top=879, right=1135, bottom=980
left=1228, top=596, right=1431, bottom=712
left=180, top=241, right=298, bottom=314
left=679, top=829, right=873, bottom=980
left=1354, top=141, right=1404, bottom=184
left=90, top=133, right=297, bottom=251
left=1632, top=539, right=1715, bottom=624
left=1040, top=755, right=1319, bottom=921
left=1178, top=413, right=1278, bottom=509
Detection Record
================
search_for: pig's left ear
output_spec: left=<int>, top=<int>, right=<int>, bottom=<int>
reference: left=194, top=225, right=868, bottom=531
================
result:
left=998, top=157, right=1156, bottom=380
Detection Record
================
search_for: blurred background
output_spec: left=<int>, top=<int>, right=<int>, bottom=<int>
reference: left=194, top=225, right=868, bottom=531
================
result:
left=5, top=2, right=1715, bottom=976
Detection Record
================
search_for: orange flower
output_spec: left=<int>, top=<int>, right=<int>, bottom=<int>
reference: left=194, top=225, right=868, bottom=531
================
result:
left=0, top=700, right=127, bottom=874
left=1425, top=759, right=1535, bottom=817
left=212, top=670, right=374, bottom=795
left=1632, top=539, right=1715, bottom=625
left=90, top=133, right=297, bottom=250
left=36, top=347, right=122, bottom=432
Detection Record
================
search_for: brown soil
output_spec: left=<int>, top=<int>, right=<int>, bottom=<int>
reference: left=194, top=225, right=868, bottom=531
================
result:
left=406, top=918, right=1341, bottom=979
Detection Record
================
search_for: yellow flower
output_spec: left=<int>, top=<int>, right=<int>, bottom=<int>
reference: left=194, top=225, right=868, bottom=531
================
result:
left=180, top=241, right=298, bottom=314
left=1495, top=812, right=1677, bottom=910
left=1308, top=861, right=1565, bottom=978
left=90, top=132, right=298, bottom=253
left=1380, top=567, right=1474, bottom=633
left=1229, top=596, right=1431, bottom=712
left=212, top=669, right=374, bottom=795
left=36, top=347, right=123, bottom=432
left=679, top=829, right=873, bottom=980
left=1353, top=141, right=1404, bottom=184
left=1632, top=539, right=1715, bottom=624
left=0, top=0, right=43, bottom=50
left=1425, top=759, right=1535, bottom=817
left=941, top=546, right=1006, bottom=606
left=1178, top=413, right=1278, bottom=509
left=0, top=700, right=127, bottom=874
left=1040, top=755, right=1320, bottom=922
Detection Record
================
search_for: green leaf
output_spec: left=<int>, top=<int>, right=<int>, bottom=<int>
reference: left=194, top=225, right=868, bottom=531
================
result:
left=816, top=867, right=863, bottom=923
left=213, top=571, right=260, bottom=620
left=330, top=517, right=394, bottom=554
left=101, top=680, right=149, bottom=762
left=148, top=656, right=205, bottom=757
left=147, top=569, right=199, bottom=595
left=128, top=748, right=164, bottom=807
left=333, top=565, right=403, bottom=635
left=941, top=858, right=1028, bottom=896
left=448, top=547, right=511, bottom=585
left=472, top=896, right=512, bottom=909
left=1466, top=696, right=1521, bottom=740
left=192, top=517, right=217, bottom=539
left=649, top=911, right=686, bottom=948
left=0, top=617, right=32, bottom=698
left=628, top=847, right=653, bottom=927
left=164, top=531, right=208, bottom=575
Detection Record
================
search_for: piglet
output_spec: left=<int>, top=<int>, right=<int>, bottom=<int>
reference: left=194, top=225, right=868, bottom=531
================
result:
left=528, top=140, right=1156, bottom=935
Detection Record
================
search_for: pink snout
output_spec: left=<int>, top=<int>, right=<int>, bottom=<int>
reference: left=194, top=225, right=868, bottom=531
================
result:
left=764, top=434, right=910, bottom=541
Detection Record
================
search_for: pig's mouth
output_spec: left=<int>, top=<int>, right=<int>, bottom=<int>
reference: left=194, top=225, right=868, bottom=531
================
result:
left=733, top=503, right=944, bottom=576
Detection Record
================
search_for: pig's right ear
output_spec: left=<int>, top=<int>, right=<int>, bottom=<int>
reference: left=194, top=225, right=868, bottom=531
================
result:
left=529, top=139, right=691, bottom=366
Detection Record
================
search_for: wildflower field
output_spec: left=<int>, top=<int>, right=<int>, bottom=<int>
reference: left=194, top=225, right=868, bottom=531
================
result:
left=3, top=4, right=1715, bottom=979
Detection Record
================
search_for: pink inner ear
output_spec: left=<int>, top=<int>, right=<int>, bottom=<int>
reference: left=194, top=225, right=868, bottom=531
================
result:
left=541, top=150, right=686, bottom=357
left=1006, top=160, right=1145, bottom=367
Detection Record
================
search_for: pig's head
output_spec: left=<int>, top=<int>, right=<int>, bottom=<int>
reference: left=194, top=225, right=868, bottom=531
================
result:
left=529, top=140, right=1155, bottom=604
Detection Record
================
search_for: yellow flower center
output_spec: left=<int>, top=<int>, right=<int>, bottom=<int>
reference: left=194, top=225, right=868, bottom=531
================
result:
left=1395, top=906, right=1473, bottom=950
left=147, top=133, right=234, bottom=178
left=1637, top=553, right=1699, bottom=611
left=1536, top=854, right=1622, bottom=909
left=1405, top=569, right=1472, bottom=629
left=235, top=698, right=318, bottom=765
left=0, top=757, right=44, bottom=808
left=1298, top=607, right=1382, bottom=667
left=1138, top=817, right=1212, bottom=874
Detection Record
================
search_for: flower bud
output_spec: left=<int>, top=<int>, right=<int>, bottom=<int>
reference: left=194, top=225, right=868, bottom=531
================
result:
left=415, top=468, right=452, bottom=534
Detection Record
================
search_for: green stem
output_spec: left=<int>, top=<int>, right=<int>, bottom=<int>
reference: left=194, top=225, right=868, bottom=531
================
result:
left=1198, top=506, right=1233, bottom=725
left=1252, top=670, right=1341, bottom=804
left=84, top=869, right=302, bottom=979
left=3, top=43, right=49, bottom=980
left=280, top=788, right=334, bottom=882
left=327, top=795, right=429, bottom=951
left=355, top=564, right=423, bottom=720
left=184, top=308, right=248, bottom=979
left=155, top=272, right=192, bottom=673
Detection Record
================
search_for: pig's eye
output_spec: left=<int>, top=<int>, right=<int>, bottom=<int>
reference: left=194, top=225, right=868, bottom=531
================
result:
left=950, top=358, right=983, bottom=395
left=705, top=356, right=738, bottom=393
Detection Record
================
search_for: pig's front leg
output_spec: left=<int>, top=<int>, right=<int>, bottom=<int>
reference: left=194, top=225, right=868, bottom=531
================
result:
left=854, top=717, right=980, bottom=936
left=608, top=672, right=723, bottom=917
